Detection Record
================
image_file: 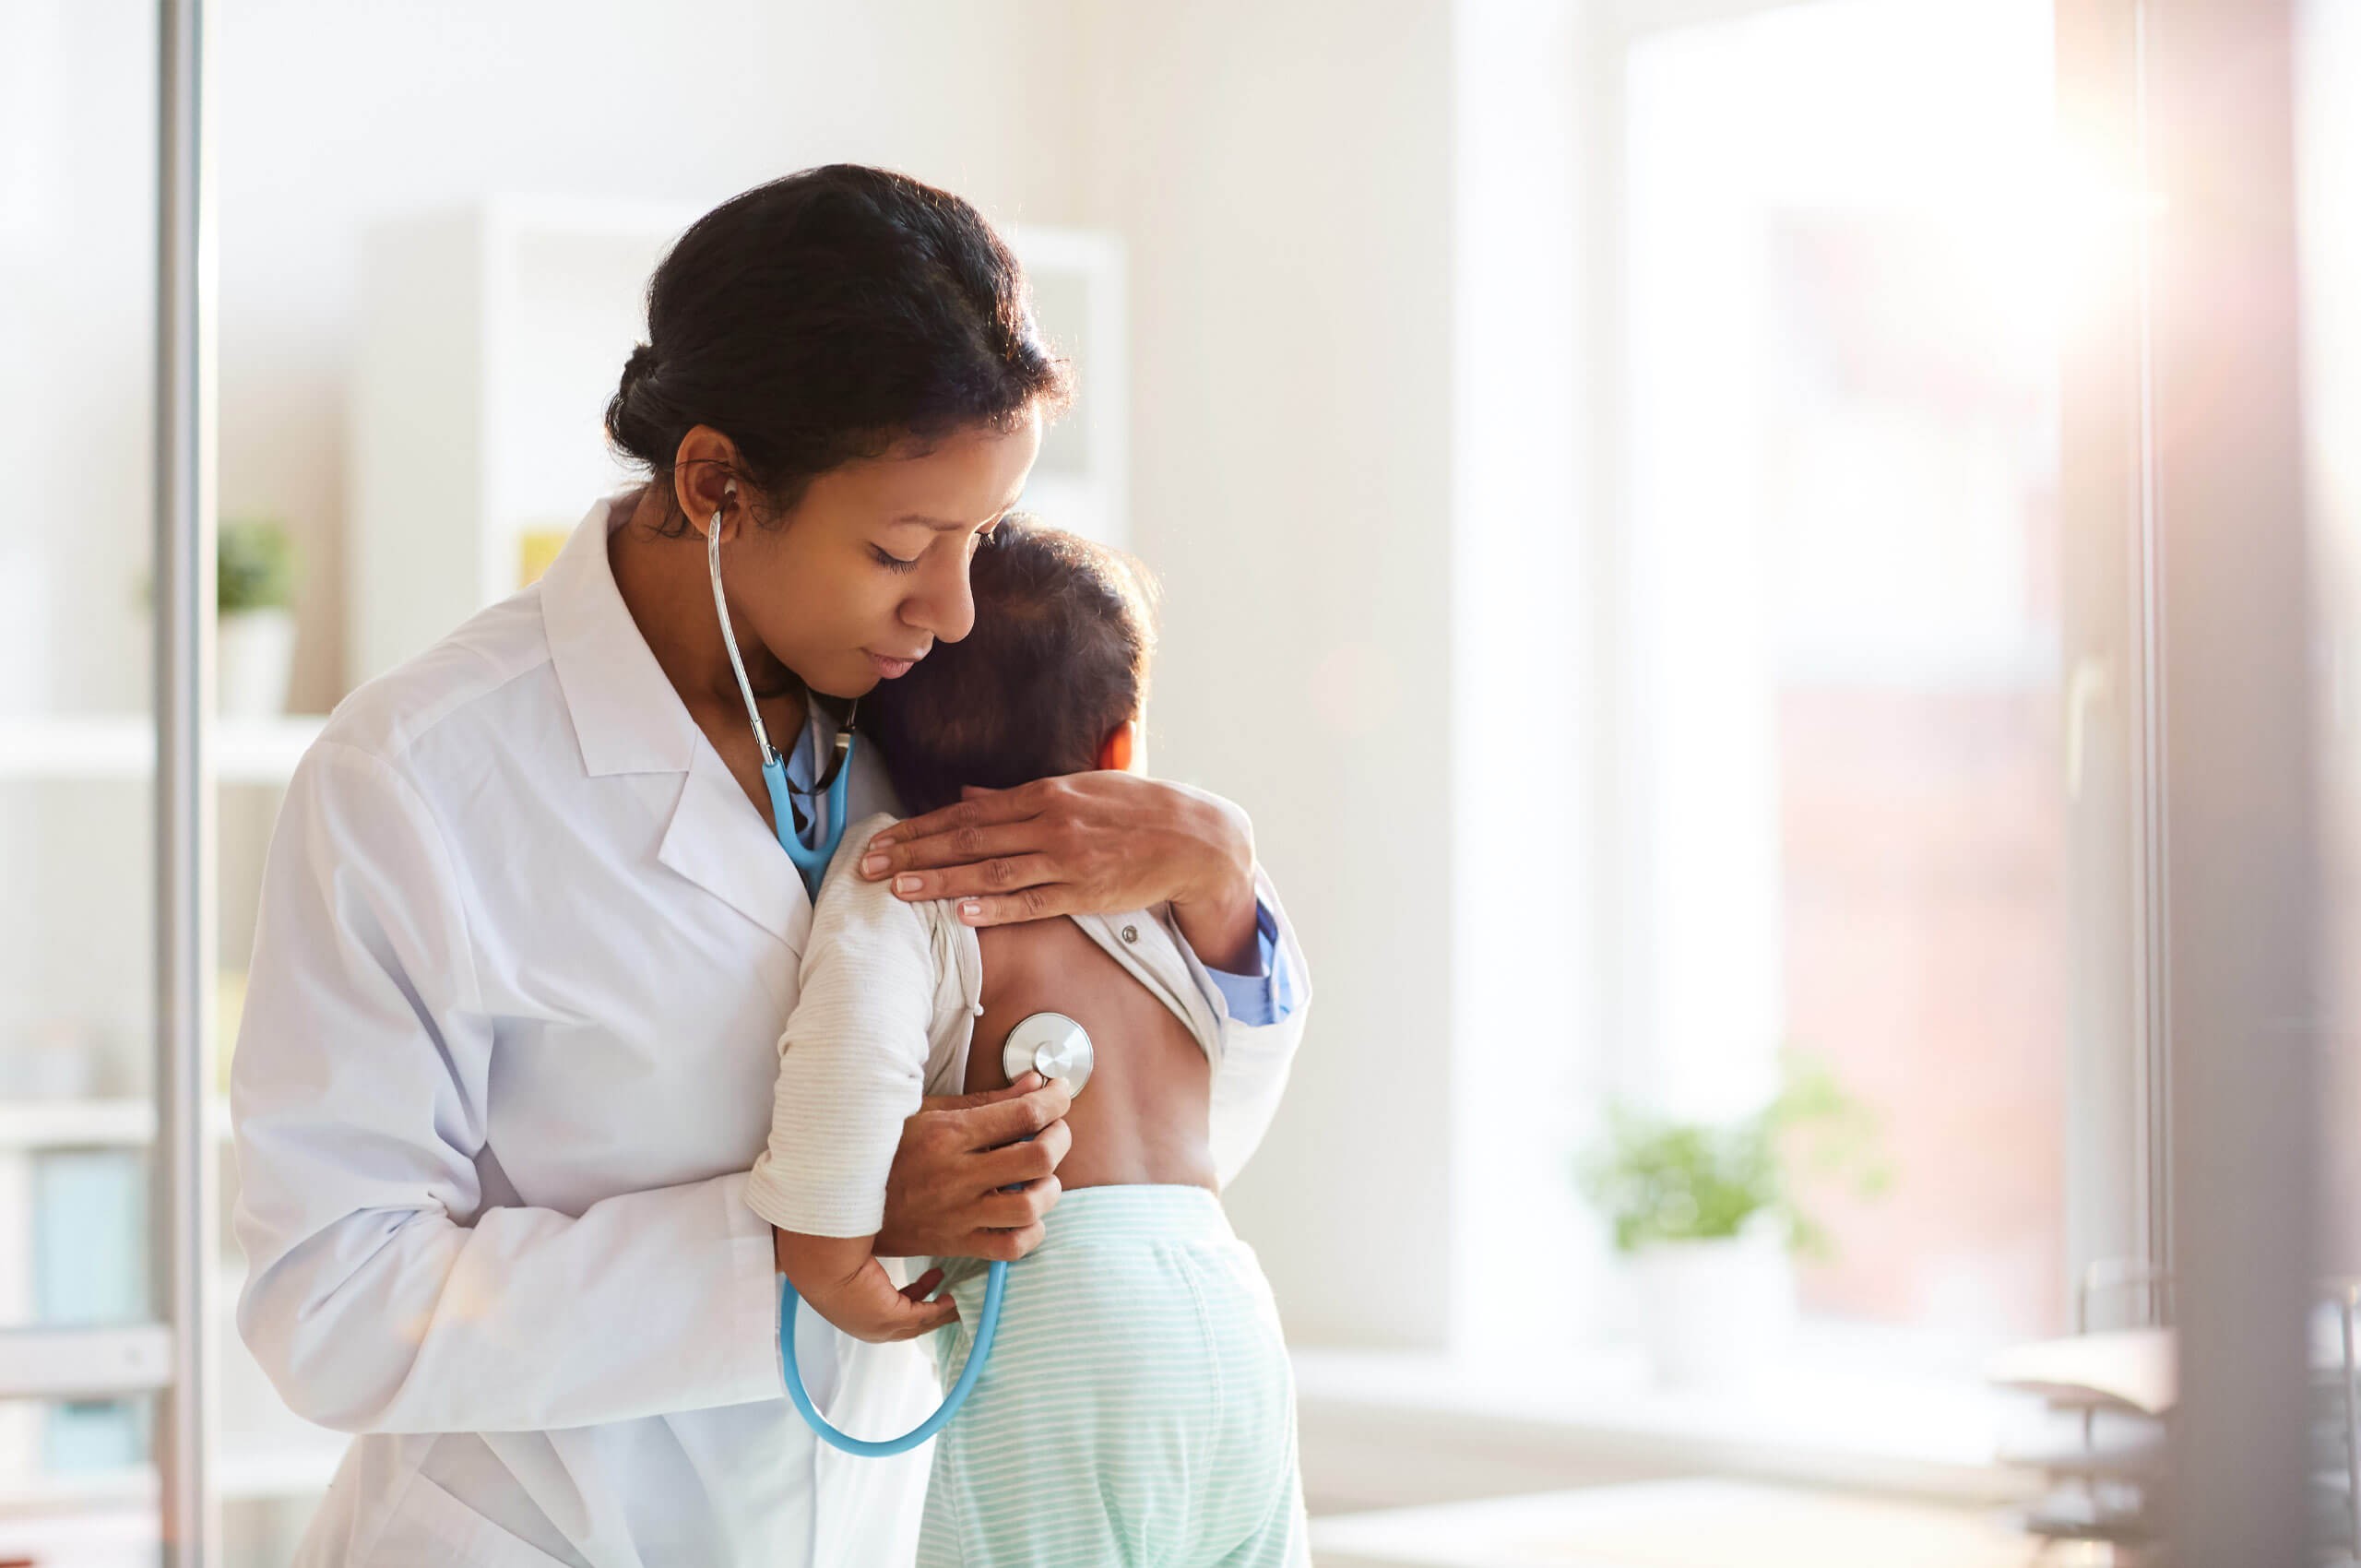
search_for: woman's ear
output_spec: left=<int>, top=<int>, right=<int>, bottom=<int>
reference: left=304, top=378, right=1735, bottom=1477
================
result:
left=673, top=425, right=746, bottom=538
left=1097, top=719, right=1143, bottom=773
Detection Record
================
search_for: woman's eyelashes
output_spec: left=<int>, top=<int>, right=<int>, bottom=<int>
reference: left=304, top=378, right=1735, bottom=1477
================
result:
left=874, top=520, right=1000, bottom=572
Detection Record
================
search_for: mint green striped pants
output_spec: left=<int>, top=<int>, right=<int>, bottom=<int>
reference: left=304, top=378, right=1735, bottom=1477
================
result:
left=918, top=1185, right=1309, bottom=1567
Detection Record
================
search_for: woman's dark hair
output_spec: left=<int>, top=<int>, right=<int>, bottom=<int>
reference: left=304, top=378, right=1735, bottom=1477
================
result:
left=869, top=517, right=1158, bottom=817
left=604, top=164, right=1073, bottom=529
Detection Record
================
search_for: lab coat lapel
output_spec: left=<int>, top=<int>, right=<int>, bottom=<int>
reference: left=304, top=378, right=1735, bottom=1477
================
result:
left=658, top=742, right=814, bottom=955
left=542, top=493, right=813, bottom=952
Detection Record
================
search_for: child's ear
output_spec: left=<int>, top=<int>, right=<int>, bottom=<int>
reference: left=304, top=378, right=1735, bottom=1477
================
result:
left=1097, top=719, right=1142, bottom=773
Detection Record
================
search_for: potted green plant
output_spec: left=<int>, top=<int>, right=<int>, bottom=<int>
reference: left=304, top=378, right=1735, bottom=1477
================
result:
left=1575, top=1057, right=1889, bottom=1386
left=218, top=517, right=298, bottom=717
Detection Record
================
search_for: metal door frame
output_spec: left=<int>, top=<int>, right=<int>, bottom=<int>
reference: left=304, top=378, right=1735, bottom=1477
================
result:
left=154, top=0, right=219, bottom=1560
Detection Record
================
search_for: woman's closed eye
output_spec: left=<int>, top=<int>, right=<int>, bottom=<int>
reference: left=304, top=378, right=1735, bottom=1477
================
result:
left=869, top=544, right=922, bottom=574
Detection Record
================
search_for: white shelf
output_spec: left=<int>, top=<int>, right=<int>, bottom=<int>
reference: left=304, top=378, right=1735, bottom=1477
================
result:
left=0, top=1324, right=172, bottom=1402
left=0, top=1258, right=347, bottom=1512
left=0, top=714, right=325, bottom=784
left=0, top=1432, right=345, bottom=1514
left=0, top=1098, right=231, bottom=1151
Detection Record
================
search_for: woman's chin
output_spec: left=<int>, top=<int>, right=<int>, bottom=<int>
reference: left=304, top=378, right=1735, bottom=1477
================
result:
left=806, top=662, right=881, bottom=701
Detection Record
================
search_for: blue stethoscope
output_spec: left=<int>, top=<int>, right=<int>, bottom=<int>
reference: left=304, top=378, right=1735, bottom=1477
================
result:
left=709, top=502, right=1089, bottom=1457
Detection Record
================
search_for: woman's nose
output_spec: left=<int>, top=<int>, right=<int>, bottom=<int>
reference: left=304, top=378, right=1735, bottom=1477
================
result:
left=903, top=553, right=976, bottom=644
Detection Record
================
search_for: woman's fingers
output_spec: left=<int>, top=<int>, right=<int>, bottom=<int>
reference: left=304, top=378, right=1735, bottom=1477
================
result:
left=972, top=1119, right=1070, bottom=1191
left=972, top=1176, right=1062, bottom=1231
left=965, top=1220, right=1049, bottom=1264
left=858, top=821, right=1045, bottom=880
left=954, top=1076, right=1074, bottom=1151
left=860, top=783, right=1050, bottom=870
left=950, top=884, right=1085, bottom=927
left=884, top=854, right=1066, bottom=908
left=919, top=1070, right=1044, bottom=1117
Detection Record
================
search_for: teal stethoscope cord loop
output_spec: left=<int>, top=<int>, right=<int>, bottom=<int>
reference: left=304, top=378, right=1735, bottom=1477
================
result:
left=777, top=1260, right=1010, bottom=1456
left=713, top=500, right=1014, bottom=1453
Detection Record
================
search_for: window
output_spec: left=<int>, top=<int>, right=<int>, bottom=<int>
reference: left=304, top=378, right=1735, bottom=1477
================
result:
left=1611, top=0, right=2077, bottom=1362
left=1459, top=0, right=2161, bottom=1391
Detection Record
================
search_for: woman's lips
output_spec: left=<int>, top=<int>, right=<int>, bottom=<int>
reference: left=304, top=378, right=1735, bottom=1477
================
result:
left=864, top=648, right=921, bottom=678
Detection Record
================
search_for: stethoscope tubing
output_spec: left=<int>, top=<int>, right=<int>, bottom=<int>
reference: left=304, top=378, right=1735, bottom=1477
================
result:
left=777, top=1260, right=1008, bottom=1456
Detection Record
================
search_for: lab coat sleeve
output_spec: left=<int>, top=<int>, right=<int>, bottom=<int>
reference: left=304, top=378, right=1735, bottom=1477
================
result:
left=746, top=831, right=940, bottom=1239
left=230, top=742, right=783, bottom=1434
left=1184, top=862, right=1314, bottom=1190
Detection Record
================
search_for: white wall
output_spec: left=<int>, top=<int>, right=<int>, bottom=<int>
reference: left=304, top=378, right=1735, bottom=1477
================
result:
left=1071, top=0, right=1459, bottom=1348
left=0, top=0, right=157, bottom=717
left=1, top=0, right=160, bottom=1078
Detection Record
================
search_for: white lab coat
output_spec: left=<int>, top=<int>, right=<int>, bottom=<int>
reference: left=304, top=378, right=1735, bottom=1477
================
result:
left=230, top=493, right=1311, bottom=1568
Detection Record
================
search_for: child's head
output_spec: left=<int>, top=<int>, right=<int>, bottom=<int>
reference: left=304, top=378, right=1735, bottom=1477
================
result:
left=868, top=516, right=1158, bottom=815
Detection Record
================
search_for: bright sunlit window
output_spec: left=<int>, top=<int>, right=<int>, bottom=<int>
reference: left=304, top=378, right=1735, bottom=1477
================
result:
left=1596, top=0, right=2092, bottom=1375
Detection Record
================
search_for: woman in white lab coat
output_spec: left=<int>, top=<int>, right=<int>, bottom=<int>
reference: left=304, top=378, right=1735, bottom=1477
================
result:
left=231, top=165, right=1310, bottom=1568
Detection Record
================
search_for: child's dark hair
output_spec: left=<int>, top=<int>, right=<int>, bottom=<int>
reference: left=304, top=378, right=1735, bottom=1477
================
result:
left=604, top=164, right=1073, bottom=531
left=869, top=517, right=1157, bottom=816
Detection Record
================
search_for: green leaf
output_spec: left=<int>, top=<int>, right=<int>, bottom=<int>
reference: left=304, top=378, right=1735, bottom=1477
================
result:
left=219, top=517, right=296, bottom=614
left=1572, top=1050, right=1893, bottom=1259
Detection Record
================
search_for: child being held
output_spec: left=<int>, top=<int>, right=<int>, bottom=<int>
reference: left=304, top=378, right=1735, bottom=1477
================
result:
left=745, top=518, right=1308, bottom=1568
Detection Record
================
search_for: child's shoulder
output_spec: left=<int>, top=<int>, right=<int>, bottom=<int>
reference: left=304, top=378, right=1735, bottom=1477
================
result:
left=825, top=810, right=903, bottom=883
left=808, top=811, right=924, bottom=934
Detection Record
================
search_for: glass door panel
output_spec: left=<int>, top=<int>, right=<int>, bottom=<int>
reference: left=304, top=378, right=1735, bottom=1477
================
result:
left=0, top=0, right=180, bottom=1552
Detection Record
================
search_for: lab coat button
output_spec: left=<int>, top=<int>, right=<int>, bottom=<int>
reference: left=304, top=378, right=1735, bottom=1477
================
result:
left=1121, top=924, right=1139, bottom=944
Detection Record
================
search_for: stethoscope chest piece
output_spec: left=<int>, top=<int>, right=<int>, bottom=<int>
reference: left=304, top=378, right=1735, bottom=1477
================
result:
left=1001, top=1012, right=1094, bottom=1096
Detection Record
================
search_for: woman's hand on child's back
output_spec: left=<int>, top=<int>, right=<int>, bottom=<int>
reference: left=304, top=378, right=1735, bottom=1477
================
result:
left=875, top=1072, right=1074, bottom=1263
left=853, top=774, right=1262, bottom=971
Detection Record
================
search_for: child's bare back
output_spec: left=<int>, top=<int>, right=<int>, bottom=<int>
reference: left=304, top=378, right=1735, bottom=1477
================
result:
left=969, top=917, right=1216, bottom=1192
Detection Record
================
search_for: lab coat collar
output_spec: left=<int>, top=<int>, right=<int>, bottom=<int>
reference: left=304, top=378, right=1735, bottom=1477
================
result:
left=540, top=493, right=699, bottom=779
left=542, top=493, right=812, bottom=951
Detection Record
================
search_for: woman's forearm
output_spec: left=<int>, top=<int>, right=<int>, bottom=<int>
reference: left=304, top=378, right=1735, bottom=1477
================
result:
left=1165, top=788, right=1262, bottom=973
